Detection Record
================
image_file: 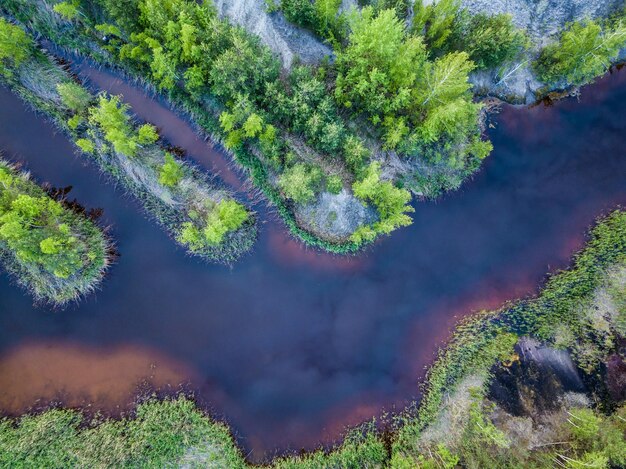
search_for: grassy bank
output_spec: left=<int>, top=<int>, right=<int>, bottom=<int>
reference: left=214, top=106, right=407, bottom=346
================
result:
left=0, top=159, right=110, bottom=305
left=1, top=209, right=624, bottom=465
left=0, top=18, right=256, bottom=264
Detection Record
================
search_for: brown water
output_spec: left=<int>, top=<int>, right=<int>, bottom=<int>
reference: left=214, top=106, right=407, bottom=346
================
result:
left=0, top=62, right=624, bottom=460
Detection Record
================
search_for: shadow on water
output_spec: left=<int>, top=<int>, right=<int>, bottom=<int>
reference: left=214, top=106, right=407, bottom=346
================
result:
left=0, top=60, right=625, bottom=460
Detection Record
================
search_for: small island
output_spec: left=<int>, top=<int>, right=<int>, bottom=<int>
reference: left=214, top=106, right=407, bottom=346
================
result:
left=0, top=159, right=110, bottom=304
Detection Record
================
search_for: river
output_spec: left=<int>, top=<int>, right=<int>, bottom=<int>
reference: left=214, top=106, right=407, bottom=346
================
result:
left=0, top=62, right=624, bottom=461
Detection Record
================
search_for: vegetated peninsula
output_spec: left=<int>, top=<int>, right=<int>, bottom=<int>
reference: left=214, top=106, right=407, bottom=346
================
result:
left=4, top=0, right=624, bottom=253
left=0, top=159, right=110, bottom=305
left=1, top=210, right=624, bottom=466
left=0, top=18, right=256, bottom=264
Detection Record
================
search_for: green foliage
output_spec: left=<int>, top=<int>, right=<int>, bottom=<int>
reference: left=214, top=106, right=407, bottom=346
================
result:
left=336, top=7, right=483, bottom=156
left=204, top=199, right=249, bottom=245
left=178, top=199, right=250, bottom=249
left=412, top=0, right=459, bottom=50
left=67, top=114, right=82, bottom=130
left=351, top=162, right=413, bottom=241
left=137, top=123, right=158, bottom=144
left=535, top=20, right=626, bottom=86
left=88, top=94, right=138, bottom=156
left=57, top=82, right=92, bottom=112
left=280, top=0, right=345, bottom=41
left=414, top=1, right=526, bottom=70
left=0, top=161, right=107, bottom=303
left=75, top=138, right=95, bottom=153
left=53, top=1, right=79, bottom=21
left=0, top=397, right=247, bottom=468
left=326, top=174, right=343, bottom=194
left=278, top=163, right=323, bottom=204
left=0, top=18, right=32, bottom=78
left=449, top=13, right=527, bottom=69
left=158, top=153, right=184, bottom=187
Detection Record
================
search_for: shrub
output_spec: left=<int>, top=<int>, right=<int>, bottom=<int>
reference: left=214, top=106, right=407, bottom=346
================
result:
left=53, top=2, right=80, bottom=21
left=535, top=20, right=626, bottom=86
left=158, top=153, right=184, bottom=187
left=278, top=163, right=323, bottom=204
left=88, top=94, right=139, bottom=156
left=326, top=174, right=343, bottom=194
left=0, top=19, right=32, bottom=78
left=451, top=13, right=527, bottom=69
left=57, top=82, right=92, bottom=112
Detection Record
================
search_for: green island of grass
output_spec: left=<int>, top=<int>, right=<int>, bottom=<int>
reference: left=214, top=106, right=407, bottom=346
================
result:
left=0, top=17, right=256, bottom=264
left=0, top=159, right=110, bottom=305
left=1, top=209, right=624, bottom=466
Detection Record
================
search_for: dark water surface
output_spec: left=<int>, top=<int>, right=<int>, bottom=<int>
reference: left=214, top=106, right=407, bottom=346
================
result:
left=0, top=63, right=625, bottom=460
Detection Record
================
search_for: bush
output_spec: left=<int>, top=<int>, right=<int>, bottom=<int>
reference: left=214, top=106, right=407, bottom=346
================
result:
left=0, top=18, right=32, bottom=78
left=57, top=82, right=92, bottom=112
left=158, top=153, right=184, bottom=187
left=0, top=160, right=108, bottom=303
left=535, top=20, right=626, bottom=86
left=450, top=13, right=527, bottom=69
left=278, top=163, right=323, bottom=204
left=326, top=174, right=343, bottom=194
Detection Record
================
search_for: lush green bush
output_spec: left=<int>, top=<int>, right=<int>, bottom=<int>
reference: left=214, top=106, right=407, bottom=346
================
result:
left=278, top=163, right=323, bottom=204
left=335, top=8, right=482, bottom=155
left=279, top=0, right=345, bottom=43
left=57, top=82, right=92, bottom=112
left=0, top=17, right=31, bottom=78
left=0, top=160, right=109, bottom=303
left=158, top=153, right=184, bottom=187
left=535, top=19, right=626, bottom=86
left=449, top=13, right=527, bottom=69
left=351, top=162, right=413, bottom=242
left=413, top=1, right=527, bottom=70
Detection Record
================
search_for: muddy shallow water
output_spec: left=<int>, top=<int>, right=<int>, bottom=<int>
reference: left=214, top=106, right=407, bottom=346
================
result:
left=0, top=62, right=625, bottom=460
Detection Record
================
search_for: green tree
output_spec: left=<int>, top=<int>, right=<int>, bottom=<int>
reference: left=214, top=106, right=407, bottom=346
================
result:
left=352, top=162, right=413, bottom=236
left=450, top=13, right=527, bottom=69
left=203, top=199, right=249, bottom=245
left=278, top=163, right=323, bottom=204
left=53, top=2, right=80, bottom=21
left=0, top=19, right=32, bottom=78
left=335, top=8, right=427, bottom=122
left=158, top=153, right=184, bottom=187
left=57, top=82, right=92, bottom=113
left=535, top=20, right=626, bottom=86
left=412, top=0, right=459, bottom=50
left=88, top=94, right=138, bottom=156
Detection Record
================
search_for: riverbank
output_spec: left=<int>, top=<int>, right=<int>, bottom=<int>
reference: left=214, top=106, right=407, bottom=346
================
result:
left=6, top=1, right=625, bottom=254
left=0, top=18, right=256, bottom=264
left=1, top=0, right=489, bottom=252
left=1, top=209, right=623, bottom=465
left=0, top=158, right=110, bottom=305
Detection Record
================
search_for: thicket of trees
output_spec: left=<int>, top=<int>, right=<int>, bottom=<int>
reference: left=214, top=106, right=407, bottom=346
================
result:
left=0, top=18, right=31, bottom=78
left=535, top=19, right=626, bottom=86
left=412, top=0, right=527, bottom=69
